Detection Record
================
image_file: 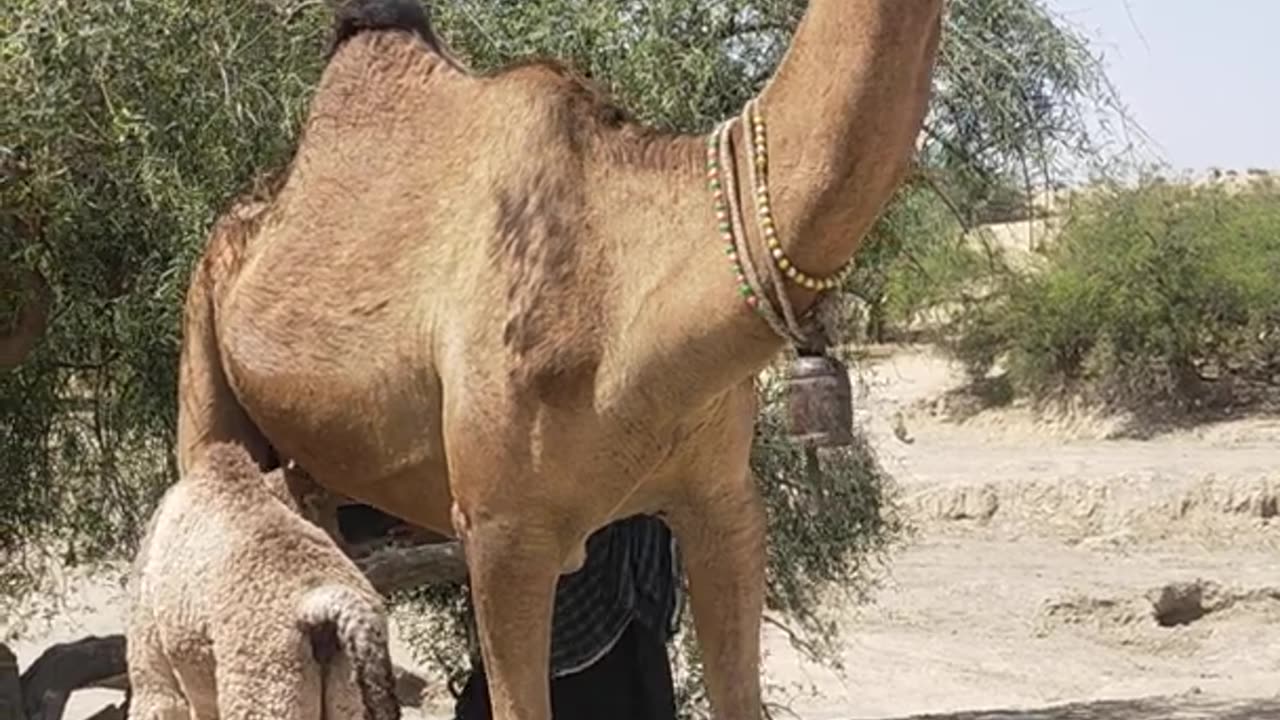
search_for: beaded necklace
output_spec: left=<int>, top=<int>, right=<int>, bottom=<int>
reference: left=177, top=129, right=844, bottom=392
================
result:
left=705, top=100, right=852, bottom=342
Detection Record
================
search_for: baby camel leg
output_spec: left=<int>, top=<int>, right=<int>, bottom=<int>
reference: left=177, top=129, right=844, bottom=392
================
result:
left=125, top=623, right=191, bottom=720
left=213, top=625, right=320, bottom=720
left=667, top=468, right=767, bottom=720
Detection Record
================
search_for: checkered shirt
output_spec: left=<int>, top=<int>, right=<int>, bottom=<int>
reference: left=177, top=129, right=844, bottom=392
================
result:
left=547, top=514, right=682, bottom=677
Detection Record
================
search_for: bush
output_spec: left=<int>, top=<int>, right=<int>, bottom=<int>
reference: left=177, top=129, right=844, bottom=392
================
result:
left=1, top=0, right=332, bottom=581
left=845, top=183, right=998, bottom=342
left=948, top=177, right=1280, bottom=413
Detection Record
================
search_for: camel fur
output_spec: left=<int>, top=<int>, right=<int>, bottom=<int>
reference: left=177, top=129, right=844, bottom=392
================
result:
left=175, top=1, right=944, bottom=718
left=126, top=442, right=399, bottom=720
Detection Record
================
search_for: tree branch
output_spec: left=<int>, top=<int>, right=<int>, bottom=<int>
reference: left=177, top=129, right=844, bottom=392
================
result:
left=911, top=165, right=973, bottom=232
left=762, top=613, right=822, bottom=662
left=358, top=540, right=469, bottom=593
left=719, top=18, right=788, bottom=42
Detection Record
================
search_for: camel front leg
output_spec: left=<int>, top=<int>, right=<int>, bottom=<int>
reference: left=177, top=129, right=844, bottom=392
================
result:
left=667, top=469, right=766, bottom=720
left=456, top=507, right=562, bottom=720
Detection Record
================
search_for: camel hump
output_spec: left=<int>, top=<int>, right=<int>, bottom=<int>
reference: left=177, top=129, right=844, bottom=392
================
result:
left=331, top=0, right=437, bottom=52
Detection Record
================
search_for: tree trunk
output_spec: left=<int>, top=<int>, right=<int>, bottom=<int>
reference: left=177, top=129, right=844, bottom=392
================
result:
left=358, top=539, right=468, bottom=593
left=0, top=643, right=23, bottom=720
left=17, top=635, right=125, bottom=720
left=0, top=268, right=52, bottom=370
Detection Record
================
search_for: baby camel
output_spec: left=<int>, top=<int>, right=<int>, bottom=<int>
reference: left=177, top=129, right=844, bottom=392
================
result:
left=126, top=442, right=399, bottom=720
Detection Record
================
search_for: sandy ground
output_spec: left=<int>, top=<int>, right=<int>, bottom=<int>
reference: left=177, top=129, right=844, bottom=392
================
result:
left=4, top=344, right=1278, bottom=719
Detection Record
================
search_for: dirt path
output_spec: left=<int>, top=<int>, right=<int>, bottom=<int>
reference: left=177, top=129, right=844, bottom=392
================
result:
left=748, top=346, right=1280, bottom=719
left=759, top=535, right=1279, bottom=719
left=889, top=694, right=1280, bottom=720
left=4, top=345, right=1277, bottom=719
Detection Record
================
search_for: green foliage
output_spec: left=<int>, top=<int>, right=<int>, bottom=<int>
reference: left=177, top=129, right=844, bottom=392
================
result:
left=1, top=0, right=332, bottom=571
left=948, top=178, right=1280, bottom=412
left=927, top=0, right=1129, bottom=208
left=844, top=185, right=973, bottom=341
left=842, top=0, right=1129, bottom=342
left=431, top=0, right=803, bottom=131
left=751, top=371, right=903, bottom=650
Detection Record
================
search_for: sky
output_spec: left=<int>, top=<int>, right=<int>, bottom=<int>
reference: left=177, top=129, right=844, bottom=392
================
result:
left=1045, top=0, right=1280, bottom=174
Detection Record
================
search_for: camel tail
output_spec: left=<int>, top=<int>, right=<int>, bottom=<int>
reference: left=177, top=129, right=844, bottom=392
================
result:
left=299, top=585, right=401, bottom=720
left=329, top=0, right=441, bottom=56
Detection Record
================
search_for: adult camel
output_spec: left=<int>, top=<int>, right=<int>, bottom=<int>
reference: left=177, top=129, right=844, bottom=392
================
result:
left=176, top=1, right=943, bottom=718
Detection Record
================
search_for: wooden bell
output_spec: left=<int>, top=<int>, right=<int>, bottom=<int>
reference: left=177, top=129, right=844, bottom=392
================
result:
left=784, top=352, right=854, bottom=447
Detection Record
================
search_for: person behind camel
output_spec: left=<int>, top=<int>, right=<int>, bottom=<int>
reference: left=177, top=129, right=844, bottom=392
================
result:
left=452, top=514, right=680, bottom=720
left=126, top=441, right=400, bottom=720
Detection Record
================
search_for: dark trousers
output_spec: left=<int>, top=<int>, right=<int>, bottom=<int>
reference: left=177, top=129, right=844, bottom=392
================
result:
left=453, top=620, right=677, bottom=720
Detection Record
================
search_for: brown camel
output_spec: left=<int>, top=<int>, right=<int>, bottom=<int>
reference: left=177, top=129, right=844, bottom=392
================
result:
left=176, top=1, right=943, bottom=718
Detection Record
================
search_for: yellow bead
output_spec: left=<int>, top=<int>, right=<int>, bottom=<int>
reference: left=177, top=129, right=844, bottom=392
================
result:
left=779, top=257, right=791, bottom=270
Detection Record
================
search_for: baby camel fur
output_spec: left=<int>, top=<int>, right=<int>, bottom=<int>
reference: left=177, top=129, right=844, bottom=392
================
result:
left=126, top=442, right=399, bottom=720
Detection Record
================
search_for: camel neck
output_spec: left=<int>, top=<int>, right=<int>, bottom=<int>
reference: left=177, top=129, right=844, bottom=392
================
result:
left=589, top=0, right=944, bottom=402
left=749, top=0, right=943, bottom=309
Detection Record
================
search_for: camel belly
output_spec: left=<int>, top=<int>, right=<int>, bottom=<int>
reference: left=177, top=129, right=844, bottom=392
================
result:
left=216, top=260, right=456, bottom=533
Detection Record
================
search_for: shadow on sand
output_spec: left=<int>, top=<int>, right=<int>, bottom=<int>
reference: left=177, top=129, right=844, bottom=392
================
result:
left=883, top=694, right=1280, bottom=720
